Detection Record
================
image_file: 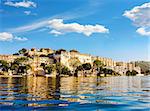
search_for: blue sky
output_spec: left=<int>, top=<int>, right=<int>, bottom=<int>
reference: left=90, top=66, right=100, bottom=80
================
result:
left=0, top=0, right=150, bottom=61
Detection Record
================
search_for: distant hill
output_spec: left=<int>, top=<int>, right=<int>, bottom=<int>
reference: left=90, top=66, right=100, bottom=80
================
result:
left=135, top=61, right=150, bottom=74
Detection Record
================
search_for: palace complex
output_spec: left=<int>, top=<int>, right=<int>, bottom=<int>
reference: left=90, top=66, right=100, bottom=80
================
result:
left=0, top=48, right=141, bottom=75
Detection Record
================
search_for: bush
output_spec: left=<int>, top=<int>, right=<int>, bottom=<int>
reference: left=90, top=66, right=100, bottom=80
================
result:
left=61, top=66, right=71, bottom=75
left=82, top=63, right=92, bottom=70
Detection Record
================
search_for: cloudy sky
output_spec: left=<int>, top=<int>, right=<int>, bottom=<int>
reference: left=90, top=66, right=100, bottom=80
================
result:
left=0, top=0, right=150, bottom=61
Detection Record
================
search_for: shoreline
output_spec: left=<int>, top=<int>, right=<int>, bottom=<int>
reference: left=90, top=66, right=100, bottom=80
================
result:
left=0, top=74, right=145, bottom=78
left=0, top=75, right=23, bottom=78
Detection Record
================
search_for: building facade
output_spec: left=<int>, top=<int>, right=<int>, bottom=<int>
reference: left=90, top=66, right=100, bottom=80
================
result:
left=0, top=48, right=141, bottom=74
left=0, top=55, right=21, bottom=63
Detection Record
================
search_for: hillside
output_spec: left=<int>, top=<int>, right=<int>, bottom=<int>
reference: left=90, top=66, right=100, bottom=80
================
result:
left=135, top=61, right=150, bottom=74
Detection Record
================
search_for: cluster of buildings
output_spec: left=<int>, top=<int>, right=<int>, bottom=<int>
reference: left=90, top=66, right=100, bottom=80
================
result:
left=0, top=48, right=141, bottom=75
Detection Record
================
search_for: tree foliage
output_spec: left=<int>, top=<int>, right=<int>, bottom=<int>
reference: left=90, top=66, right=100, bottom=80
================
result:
left=44, top=65, right=54, bottom=74
left=55, top=49, right=66, bottom=54
left=126, top=70, right=138, bottom=76
left=18, top=48, right=27, bottom=55
left=70, top=49, right=79, bottom=53
left=61, top=66, right=71, bottom=75
left=0, top=60, right=9, bottom=72
left=14, top=57, right=29, bottom=64
left=82, top=63, right=92, bottom=70
left=17, top=64, right=31, bottom=74
left=93, top=60, right=104, bottom=68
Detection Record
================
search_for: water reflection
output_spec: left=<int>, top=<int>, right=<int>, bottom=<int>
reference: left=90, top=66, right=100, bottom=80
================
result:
left=0, top=76, right=150, bottom=110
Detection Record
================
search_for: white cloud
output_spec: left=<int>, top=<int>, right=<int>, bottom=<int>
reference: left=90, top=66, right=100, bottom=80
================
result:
left=24, top=11, right=31, bottom=15
left=9, top=20, right=48, bottom=33
left=136, top=27, right=150, bottom=36
left=24, top=11, right=37, bottom=16
left=14, top=37, right=28, bottom=41
left=0, top=32, right=13, bottom=41
left=4, top=1, right=36, bottom=8
left=38, top=28, right=48, bottom=32
left=0, top=32, right=27, bottom=41
left=8, top=1, right=101, bottom=33
left=48, top=19, right=109, bottom=36
left=50, top=30, right=63, bottom=36
left=123, top=2, right=150, bottom=37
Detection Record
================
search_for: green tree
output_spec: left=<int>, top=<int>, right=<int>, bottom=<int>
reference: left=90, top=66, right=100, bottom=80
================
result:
left=12, top=57, right=30, bottom=74
left=93, top=60, right=104, bottom=68
left=75, top=65, right=84, bottom=76
left=70, top=49, right=79, bottom=53
left=126, top=70, right=131, bottom=76
left=10, top=63, right=19, bottom=74
left=61, top=66, right=71, bottom=75
left=131, top=70, right=138, bottom=76
left=82, top=63, right=92, bottom=70
left=126, top=70, right=138, bottom=76
left=17, top=64, right=31, bottom=74
left=55, top=63, right=71, bottom=75
left=25, top=64, right=31, bottom=73
left=44, top=65, right=54, bottom=74
left=55, top=49, right=66, bottom=54
left=102, top=68, right=108, bottom=76
left=40, top=63, right=46, bottom=69
left=76, top=65, right=84, bottom=71
left=100, top=68, right=114, bottom=76
left=13, top=53, right=19, bottom=55
left=55, top=62, right=63, bottom=74
left=145, top=70, right=150, bottom=75
left=0, top=60, right=10, bottom=72
left=18, top=48, right=27, bottom=55
left=14, top=57, right=29, bottom=64
left=93, top=60, right=104, bottom=73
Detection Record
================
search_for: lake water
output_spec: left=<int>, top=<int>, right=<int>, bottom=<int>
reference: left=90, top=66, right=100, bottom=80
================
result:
left=0, top=76, right=149, bottom=111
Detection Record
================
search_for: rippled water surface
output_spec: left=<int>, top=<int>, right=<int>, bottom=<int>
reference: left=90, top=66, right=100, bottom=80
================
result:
left=0, top=76, right=150, bottom=111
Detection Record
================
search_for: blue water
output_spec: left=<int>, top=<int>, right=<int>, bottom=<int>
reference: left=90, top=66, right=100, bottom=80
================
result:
left=0, top=76, right=150, bottom=111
